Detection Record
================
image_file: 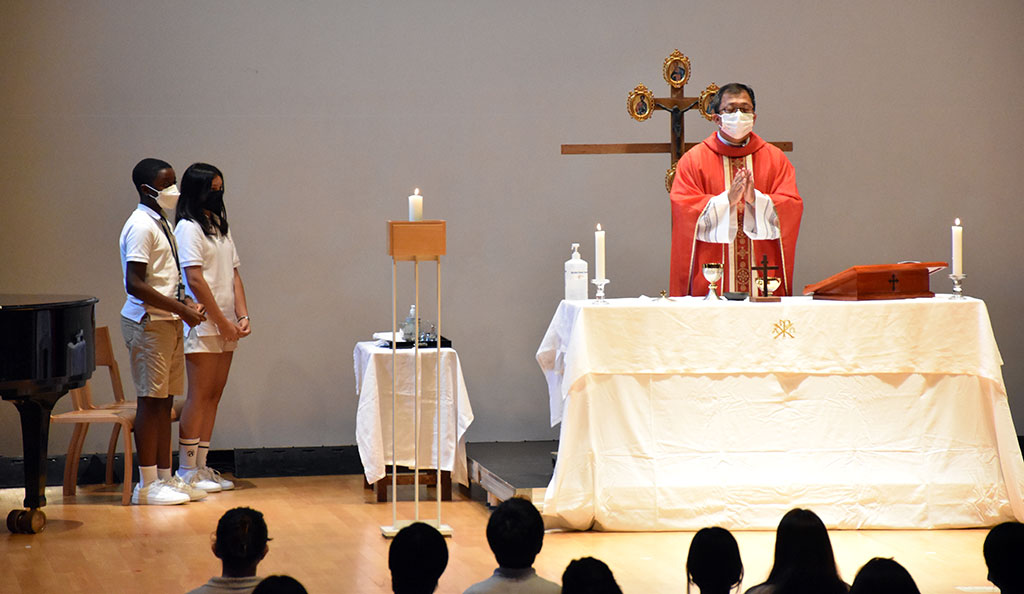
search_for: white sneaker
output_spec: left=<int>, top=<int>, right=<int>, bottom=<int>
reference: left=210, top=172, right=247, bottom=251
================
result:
left=168, top=475, right=208, bottom=501
left=176, top=467, right=222, bottom=493
left=131, top=479, right=190, bottom=505
left=198, top=466, right=234, bottom=491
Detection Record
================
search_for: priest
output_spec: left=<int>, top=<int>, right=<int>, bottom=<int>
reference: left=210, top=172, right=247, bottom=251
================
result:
left=669, top=83, right=802, bottom=296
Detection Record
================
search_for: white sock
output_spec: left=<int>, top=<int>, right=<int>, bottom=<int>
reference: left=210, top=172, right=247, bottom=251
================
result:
left=139, top=465, right=158, bottom=487
left=179, top=437, right=200, bottom=470
left=197, top=442, right=210, bottom=468
left=157, top=467, right=172, bottom=481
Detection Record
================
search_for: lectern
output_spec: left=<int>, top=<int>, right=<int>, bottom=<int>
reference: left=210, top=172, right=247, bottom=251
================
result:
left=803, top=262, right=947, bottom=300
left=382, top=221, right=451, bottom=538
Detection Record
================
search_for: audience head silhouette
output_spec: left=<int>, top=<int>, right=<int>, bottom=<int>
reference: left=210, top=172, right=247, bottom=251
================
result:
left=214, top=507, right=270, bottom=577
left=252, top=574, right=307, bottom=594
left=848, top=558, right=920, bottom=594
left=984, top=521, right=1024, bottom=594
left=754, top=508, right=847, bottom=594
left=561, top=557, right=623, bottom=594
left=686, top=526, right=743, bottom=594
left=389, top=522, right=449, bottom=594
left=487, top=497, right=546, bottom=569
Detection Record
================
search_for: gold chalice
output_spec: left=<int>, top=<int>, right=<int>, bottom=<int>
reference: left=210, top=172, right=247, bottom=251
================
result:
left=702, top=263, right=724, bottom=300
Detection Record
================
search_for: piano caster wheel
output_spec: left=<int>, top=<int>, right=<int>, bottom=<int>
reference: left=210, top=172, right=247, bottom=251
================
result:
left=6, top=509, right=46, bottom=534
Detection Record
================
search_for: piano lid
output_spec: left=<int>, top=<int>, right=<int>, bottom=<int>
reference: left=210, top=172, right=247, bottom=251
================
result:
left=1, top=294, right=98, bottom=310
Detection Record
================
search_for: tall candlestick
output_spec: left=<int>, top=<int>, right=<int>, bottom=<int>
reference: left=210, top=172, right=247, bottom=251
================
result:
left=595, top=224, right=606, bottom=280
left=409, top=188, right=423, bottom=222
left=951, top=218, right=963, bottom=276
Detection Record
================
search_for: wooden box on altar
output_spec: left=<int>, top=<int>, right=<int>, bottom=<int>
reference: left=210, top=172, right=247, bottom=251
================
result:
left=803, top=262, right=947, bottom=301
left=387, top=221, right=446, bottom=261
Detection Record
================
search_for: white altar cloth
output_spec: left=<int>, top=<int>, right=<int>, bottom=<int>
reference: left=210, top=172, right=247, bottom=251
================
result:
left=355, top=341, right=474, bottom=486
left=537, top=296, right=1024, bottom=531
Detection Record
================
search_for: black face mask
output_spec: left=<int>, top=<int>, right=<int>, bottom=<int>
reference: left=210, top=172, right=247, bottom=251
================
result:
left=205, top=190, right=224, bottom=213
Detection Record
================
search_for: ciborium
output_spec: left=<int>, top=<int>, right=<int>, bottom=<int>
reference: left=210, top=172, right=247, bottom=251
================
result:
left=755, top=276, right=782, bottom=297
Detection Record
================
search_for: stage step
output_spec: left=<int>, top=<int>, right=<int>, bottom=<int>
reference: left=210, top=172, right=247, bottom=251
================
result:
left=466, top=440, right=557, bottom=506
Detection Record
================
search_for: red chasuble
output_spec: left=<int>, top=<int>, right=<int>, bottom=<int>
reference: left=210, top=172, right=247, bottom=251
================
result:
left=669, top=132, right=802, bottom=296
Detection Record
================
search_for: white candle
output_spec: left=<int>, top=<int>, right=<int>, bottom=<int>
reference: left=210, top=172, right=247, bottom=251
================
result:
left=408, top=188, right=423, bottom=221
left=595, top=224, right=606, bottom=280
left=951, top=218, right=963, bottom=276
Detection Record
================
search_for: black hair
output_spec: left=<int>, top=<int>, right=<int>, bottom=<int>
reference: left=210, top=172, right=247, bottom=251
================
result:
left=710, top=83, right=756, bottom=114
left=176, top=162, right=229, bottom=236
left=686, top=526, right=744, bottom=594
left=486, top=497, right=545, bottom=569
left=388, top=522, right=449, bottom=594
left=984, top=521, right=1024, bottom=591
left=562, top=557, right=623, bottom=594
left=214, top=507, right=269, bottom=570
left=131, top=158, right=172, bottom=198
left=763, top=508, right=847, bottom=594
left=848, top=558, right=920, bottom=594
left=252, top=575, right=308, bottom=594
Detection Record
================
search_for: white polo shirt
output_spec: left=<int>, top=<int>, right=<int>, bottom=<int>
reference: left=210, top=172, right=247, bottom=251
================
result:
left=119, top=203, right=180, bottom=322
left=174, top=218, right=241, bottom=337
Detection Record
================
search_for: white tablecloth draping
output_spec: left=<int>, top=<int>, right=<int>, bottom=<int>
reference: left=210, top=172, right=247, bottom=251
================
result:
left=355, top=341, right=474, bottom=486
left=536, top=296, right=1024, bottom=531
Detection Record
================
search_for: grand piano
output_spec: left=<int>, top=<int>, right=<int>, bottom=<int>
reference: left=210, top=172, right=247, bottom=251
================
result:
left=1, top=294, right=97, bottom=533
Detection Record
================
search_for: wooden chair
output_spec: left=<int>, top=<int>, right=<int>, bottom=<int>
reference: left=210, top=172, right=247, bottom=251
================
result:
left=51, top=326, right=183, bottom=505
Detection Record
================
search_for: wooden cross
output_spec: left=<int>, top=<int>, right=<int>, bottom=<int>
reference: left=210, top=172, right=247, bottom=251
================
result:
left=561, top=50, right=793, bottom=191
left=888, top=274, right=900, bottom=291
left=752, top=254, right=781, bottom=298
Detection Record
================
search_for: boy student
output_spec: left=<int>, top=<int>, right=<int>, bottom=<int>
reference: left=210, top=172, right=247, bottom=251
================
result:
left=464, top=497, right=560, bottom=593
left=120, top=158, right=207, bottom=505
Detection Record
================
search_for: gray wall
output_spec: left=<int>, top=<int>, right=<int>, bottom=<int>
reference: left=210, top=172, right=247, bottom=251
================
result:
left=3, top=1, right=1023, bottom=457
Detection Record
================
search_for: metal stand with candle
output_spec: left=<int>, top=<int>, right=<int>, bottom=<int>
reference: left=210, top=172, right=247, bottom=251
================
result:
left=382, top=217, right=452, bottom=538
left=948, top=273, right=966, bottom=300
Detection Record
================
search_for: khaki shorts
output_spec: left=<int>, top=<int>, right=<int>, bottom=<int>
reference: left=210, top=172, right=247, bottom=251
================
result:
left=120, top=315, right=184, bottom=399
left=185, top=330, right=238, bottom=354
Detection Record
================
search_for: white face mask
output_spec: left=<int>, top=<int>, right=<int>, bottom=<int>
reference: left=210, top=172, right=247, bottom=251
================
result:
left=719, top=111, right=755, bottom=139
left=145, top=183, right=180, bottom=210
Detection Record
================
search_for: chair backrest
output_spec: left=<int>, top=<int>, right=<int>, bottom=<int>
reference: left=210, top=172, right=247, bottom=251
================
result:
left=66, top=326, right=126, bottom=410
left=94, top=326, right=127, bottom=404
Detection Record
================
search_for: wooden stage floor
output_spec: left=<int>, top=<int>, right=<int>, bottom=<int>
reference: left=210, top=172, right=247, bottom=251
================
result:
left=1, top=474, right=998, bottom=594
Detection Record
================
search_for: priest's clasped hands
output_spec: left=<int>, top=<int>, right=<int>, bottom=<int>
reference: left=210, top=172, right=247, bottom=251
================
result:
left=728, top=167, right=756, bottom=208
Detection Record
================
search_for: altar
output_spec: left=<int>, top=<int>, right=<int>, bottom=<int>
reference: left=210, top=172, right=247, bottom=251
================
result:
left=536, top=296, right=1024, bottom=531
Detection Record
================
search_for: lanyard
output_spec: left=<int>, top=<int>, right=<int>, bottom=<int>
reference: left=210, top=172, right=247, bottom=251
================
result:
left=156, top=216, right=186, bottom=302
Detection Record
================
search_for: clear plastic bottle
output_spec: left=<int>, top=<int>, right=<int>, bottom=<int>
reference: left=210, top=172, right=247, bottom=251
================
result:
left=564, top=243, right=589, bottom=301
left=401, top=305, right=416, bottom=341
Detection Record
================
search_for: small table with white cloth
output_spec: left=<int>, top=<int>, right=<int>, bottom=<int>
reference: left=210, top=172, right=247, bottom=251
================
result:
left=354, top=341, right=474, bottom=497
left=536, top=296, right=1024, bottom=531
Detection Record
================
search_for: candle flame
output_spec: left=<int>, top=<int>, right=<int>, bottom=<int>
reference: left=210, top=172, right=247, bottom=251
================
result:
left=596, top=223, right=602, bottom=231
left=414, top=188, right=420, bottom=195
left=954, top=218, right=960, bottom=226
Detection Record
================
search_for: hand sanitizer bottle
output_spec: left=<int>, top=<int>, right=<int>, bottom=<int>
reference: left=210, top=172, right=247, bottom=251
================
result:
left=401, top=305, right=416, bottom=341
left=564, top=243, right=589, bottom=301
